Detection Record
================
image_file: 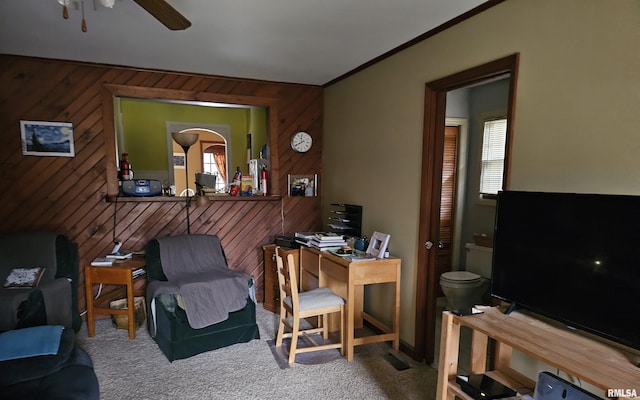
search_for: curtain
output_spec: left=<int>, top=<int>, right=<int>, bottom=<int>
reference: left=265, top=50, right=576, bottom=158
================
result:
left=212, top=145, right=226, bottom=184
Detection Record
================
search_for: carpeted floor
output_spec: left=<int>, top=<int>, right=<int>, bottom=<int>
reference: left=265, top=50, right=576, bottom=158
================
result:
left=76, top=303, right=438, bottom=400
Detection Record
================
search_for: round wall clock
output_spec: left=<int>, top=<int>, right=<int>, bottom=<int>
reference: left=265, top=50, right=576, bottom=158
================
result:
left=290, top=131, right=312, bottom=153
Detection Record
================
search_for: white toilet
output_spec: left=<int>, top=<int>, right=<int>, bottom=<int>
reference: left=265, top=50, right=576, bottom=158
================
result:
left=440, top=243, right=493, bottom=312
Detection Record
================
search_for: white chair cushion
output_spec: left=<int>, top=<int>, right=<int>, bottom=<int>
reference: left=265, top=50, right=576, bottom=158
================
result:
left=284, top=287, right=344, bottom=312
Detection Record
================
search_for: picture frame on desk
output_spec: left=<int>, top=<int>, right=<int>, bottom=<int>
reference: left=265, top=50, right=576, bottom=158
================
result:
left=367, top=231, right=390, bottom=258
left=287, top=174, right=317, bottom=197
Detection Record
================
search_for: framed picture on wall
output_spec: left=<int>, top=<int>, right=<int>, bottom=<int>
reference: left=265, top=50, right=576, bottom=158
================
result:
left=173, top=153, right=185, bottom=169
left=287, top=174, right=318, bottom=197
left=20, top=120, right=75, bottom=157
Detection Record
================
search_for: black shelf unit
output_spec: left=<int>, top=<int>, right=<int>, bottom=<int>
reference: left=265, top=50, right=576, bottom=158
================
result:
left=327, top=203, right=362, bottom=238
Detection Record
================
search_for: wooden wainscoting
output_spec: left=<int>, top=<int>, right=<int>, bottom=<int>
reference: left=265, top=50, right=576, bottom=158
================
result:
left=0, top=54, right=324, bottom=316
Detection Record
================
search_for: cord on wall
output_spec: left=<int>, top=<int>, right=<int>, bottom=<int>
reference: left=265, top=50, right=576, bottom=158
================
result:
left=79, top=283, right=103, bottom=316
left=280, top=197, right=285, bottom=234
left=112, top=195, right=119, bottom=244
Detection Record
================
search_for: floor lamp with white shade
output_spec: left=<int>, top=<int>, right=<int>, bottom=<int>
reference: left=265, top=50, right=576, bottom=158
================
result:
left=172, top=131, right=199, bottom=234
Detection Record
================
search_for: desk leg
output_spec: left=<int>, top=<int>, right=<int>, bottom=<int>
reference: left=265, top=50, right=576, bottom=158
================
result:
left=346, top=280, right=355, bottom=361
left=392, top=275, right=401, bottom=351
left=436, top=312, right=460, bottom=400
left=353, top=285, right=364, bottom=328
left=126, top=275, right=136, bottom=339
left=85, top=266, right=95, bottom=337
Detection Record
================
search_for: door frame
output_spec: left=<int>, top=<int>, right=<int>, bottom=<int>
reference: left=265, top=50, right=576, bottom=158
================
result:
left=414, top=53, right=519, bottom=363
left=446, top=118, right=469, bottom=271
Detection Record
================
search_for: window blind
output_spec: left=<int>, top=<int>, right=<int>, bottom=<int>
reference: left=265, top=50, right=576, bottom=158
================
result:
left=480, top=118, right=507, bottom=197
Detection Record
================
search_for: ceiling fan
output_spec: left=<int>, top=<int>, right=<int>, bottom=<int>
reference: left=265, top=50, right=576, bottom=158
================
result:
left=58, top=0, right=191, bottom=31
left=132, top=0, right=191, bottom=31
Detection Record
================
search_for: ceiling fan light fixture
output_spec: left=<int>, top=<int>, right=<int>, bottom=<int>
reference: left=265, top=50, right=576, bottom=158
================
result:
left=57, top=0, right=70, bottom=18
left=57, top=0, right=190, bottom=31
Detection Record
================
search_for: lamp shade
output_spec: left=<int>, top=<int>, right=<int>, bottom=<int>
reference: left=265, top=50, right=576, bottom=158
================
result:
left=195, top=194, right=210, bottom=207
left=172, top=132, right=199, bottom=148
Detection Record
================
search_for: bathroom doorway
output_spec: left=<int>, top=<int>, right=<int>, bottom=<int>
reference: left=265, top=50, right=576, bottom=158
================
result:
left=414, top=54, right=519, bottom=364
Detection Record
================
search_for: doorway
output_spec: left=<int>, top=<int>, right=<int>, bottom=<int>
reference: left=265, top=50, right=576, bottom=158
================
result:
left=433, top=124, right=462, bottom=299
left=414, top=54, right=519, bottom=364
left=166, top=123, right=230, bottom=196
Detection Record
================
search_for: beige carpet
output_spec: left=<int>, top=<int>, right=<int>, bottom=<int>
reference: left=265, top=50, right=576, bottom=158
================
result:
left=76, top=303, right=437, bottom=400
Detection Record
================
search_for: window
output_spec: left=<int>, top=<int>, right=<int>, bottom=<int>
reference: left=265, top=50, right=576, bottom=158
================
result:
left=203, top=144, right=227, bottom=191
left=203, top=152, right=218, bottom=174
left=479, top=117, right=507, bottom=199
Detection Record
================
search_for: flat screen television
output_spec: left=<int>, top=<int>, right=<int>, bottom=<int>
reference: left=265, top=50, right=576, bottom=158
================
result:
left=491, top=190, right=640, bottom=351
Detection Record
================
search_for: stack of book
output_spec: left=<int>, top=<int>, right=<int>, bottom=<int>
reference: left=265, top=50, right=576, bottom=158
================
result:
left=132, top=268, right=146, bottom=279
left=294, top=232, right=315, bottom=246
left=296, top=232, right=347, bottom=250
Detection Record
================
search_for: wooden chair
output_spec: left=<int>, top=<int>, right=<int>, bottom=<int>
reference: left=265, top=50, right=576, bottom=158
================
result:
left=275, top=248, right=345, bottom=364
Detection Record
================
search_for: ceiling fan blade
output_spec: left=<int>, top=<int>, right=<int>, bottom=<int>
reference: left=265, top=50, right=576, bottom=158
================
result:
left=132, top=0, right=191, bottom=30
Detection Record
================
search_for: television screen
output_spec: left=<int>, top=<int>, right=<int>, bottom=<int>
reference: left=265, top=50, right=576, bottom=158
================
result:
left=492, top=190, right=640, bottom=351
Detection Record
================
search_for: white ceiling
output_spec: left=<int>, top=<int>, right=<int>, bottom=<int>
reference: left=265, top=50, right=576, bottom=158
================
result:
left=0, top=0, right=489, bottom=86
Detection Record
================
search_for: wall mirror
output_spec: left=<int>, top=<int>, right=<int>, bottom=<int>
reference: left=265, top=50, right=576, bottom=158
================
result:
left=101, top=84, right=280, bottom=198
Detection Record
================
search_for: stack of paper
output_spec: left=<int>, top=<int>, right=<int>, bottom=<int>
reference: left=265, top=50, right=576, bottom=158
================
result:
left=294, top=232, right=316, bottom=246
left=294, top=231, right=348, bottom=250
left=343, top=253, right=376, bottom=262
left=91, top=257, right=115, bottom=266
left=307, top=232, right=347, bottom=250
left=106, top=251, right=134, bottom=260
left=132, top=268, right=146, bottom=279
left=313, top=232, right=342, bottom=241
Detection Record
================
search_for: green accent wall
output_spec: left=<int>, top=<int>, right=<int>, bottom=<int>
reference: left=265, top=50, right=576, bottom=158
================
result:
left=118, top=98, right=267, bottom=177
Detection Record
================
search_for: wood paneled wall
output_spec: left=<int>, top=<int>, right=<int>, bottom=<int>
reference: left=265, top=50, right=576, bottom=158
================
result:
left=0, top=54, right=324, bottom=314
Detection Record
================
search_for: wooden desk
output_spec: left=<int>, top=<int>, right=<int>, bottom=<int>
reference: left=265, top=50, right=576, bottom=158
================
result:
left=299, top=247, right=401, bottom=361
left=85, top=257, right=146, bottom=339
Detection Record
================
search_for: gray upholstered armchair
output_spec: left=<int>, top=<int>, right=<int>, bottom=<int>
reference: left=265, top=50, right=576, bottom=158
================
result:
left=0, top=232, right=81, bottom=332
left=145, top=234, right=259, bottom=361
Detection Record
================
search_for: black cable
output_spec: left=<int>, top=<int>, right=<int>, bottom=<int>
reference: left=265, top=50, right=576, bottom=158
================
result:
left=112, top=195, right=118, bottom=243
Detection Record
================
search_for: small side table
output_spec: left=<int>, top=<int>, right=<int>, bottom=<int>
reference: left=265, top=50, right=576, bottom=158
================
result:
left=85, top=257, right=146, bottom=339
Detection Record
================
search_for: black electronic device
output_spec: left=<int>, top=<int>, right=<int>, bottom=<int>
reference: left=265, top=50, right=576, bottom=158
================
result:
left=534, top=371, right=601, bottom=400
left=122, top=179, right=162, bottom=197
left=492, top=190, right=640, bottom=351
left=456, top=374, right=516, bottom=400
left=275, top=235, right=300, bottom=249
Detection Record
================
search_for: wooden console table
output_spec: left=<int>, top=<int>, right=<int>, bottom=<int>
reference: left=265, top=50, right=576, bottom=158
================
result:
left=85, top=257, right=146, bottom=339
left=299, top=247, right=401, bottom=361
left=436, top=306, right=640, bottom=400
